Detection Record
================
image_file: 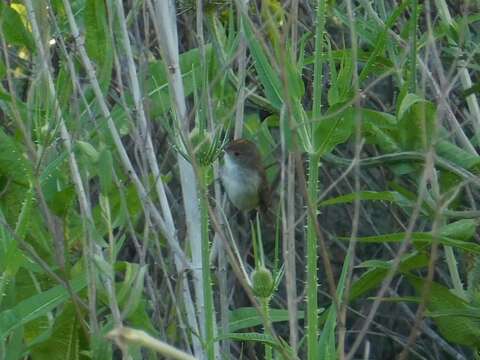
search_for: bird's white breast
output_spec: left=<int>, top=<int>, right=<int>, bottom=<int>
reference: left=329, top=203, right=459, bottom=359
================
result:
left=221, top=154, right=261, bottom=211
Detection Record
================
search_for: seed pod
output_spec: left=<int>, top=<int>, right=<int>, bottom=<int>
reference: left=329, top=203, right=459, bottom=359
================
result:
left=251, top=266, right=274, bottom=298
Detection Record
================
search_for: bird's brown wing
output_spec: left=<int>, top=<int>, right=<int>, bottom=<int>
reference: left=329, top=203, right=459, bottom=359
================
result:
left=259, top=171, right=271, bottom=215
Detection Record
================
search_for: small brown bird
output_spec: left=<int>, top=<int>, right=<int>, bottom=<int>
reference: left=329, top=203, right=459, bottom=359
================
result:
left=220, top=139, right=270, bottom=212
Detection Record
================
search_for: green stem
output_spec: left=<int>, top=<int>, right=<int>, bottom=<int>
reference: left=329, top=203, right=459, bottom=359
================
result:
left=409, top=0, right=418, bottom=93
left=308, top=0, right=326, bottom=355
left=262, top=297, right=273, bottom=360
left=199, top=167, right=215, bottom=359
left=306, top=153, right=320, bottom=359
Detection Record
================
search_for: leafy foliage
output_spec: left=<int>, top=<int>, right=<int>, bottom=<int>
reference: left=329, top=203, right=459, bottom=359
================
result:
left=1, top=0, right=480, bottom=359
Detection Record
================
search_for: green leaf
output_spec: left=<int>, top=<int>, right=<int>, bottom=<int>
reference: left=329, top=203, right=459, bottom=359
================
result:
left=215, top=332, right=278, bottom=347
left=319, top=191, right=411, bottom=208
left=364, top=121, right=401, bottom=153
left=340, top=232, right=480, bottom=254
left=215, top=331, right=294, bottom=356
left=0, top=128, right=32, bottom=185
left=304, top=49, right=393, bottom=72
left=39, top=152, right=75, bottom=217
left=361, top=108, right=397, bottom=128
left=125, top=300, right=158, bottom=336
left=440, top=219, right=478, bottom=241
left=84, top=0, right=113, bottom=92
left=48, top=184, right=75, bottom=217
left=76, top=140, right=99, bottom=162
left=92, top=179, right=142, bottom=237
left=228, top=307, right=306, bottom=333
left=397, top=94, right=437, bottom=150
left=314, top=104, right=354, bottom=156
left=116, top=262, right=147, bottom=318
left=93, top=254, right=114, bottom=280
left=350, top=252, right=429, bottom=301
left=98, top=148, right=113, bottom=194
left=30, top=302, right=86, bottom=360
left=407, top=275, right=480, bottom=347
left=285, top=49, right=304, bottom=100
left=426, top=307, right=480, bottom=319
left=366, top=296, right=421, bottom=303
left=39, top=151, right=69, bottom=184
left=4, top=326, right=24, bottom=360
left=0, top=3, right=34, bottom=51
left=91, top=330, right=113, bottom=360
left=398, top=94, right=428, bottom=120
left=291, top=99, right=313, bottom=153
left=242, top=15, right=282, bottom=109
left=55, top=63, right=74, bottom=111
left=147, top=45, right=213, bottom=117
left=319, top=245, right=353, bottom=359
left=436, top=139, right=480, bottom=170
left=360, top=108, right=400, bottom=151
left=0, top=276, right=87, bottom=340
left=0, top=226, right=23, bottom=277
left=327, top=51, right=353, bottom=105
left=359, top=1, right=407, bottom=83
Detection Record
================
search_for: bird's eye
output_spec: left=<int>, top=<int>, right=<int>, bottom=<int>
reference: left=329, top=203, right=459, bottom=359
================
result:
left=234, top=152, right=240, bottom=157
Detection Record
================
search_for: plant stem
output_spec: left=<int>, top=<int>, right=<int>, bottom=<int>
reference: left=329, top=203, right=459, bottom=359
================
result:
left=306, top=152, right=319, bottom=359
left=262, top=297, right=273, bottom=360
left=307, top=0, right=326, bottom=356
left=199, top=167, right=216, bottom=359
left=409, top=0, right=418, bottom=93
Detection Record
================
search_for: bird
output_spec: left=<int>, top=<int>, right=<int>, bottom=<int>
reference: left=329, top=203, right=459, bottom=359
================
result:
left=220, top=139, right=270, bottom=213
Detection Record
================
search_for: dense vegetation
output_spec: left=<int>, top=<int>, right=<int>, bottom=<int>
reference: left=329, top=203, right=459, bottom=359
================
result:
left=0, top=0, right=480, bottom=359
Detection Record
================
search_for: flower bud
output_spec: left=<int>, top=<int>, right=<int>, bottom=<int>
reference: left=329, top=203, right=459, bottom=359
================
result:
left=251, top=267, right=274, bottom=298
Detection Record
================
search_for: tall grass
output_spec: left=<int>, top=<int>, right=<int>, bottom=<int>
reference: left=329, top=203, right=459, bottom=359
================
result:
left=0, top=0, right=479, bottom=359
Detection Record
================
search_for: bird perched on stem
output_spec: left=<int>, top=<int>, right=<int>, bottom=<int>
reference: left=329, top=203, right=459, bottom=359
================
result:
left=220, top=139, right=270, bottom=213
